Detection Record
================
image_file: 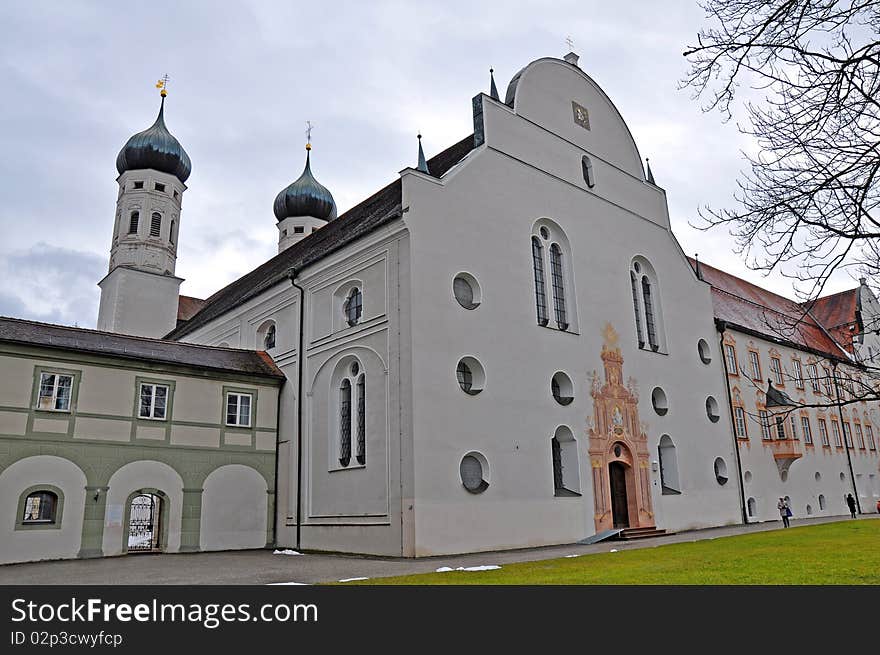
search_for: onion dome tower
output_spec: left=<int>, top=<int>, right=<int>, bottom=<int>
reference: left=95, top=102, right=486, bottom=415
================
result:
left=274, top=130, right=336, bottom=253
left=97, top=76, right=190, bottom=338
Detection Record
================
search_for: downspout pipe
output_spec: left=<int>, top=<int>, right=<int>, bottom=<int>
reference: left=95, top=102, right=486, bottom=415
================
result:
left=271, top=380, right=282, bottom=548
left=717, top=321, right=748, bottom=525
left=831, top=361, right=862, bottom=514
left=287, top=268, right=306, bottom=549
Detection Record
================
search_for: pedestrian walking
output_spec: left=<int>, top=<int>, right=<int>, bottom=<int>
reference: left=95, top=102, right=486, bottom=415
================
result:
left=777, top=497, right=791, bottom=528
left=846, top=493, right=857, bottom=518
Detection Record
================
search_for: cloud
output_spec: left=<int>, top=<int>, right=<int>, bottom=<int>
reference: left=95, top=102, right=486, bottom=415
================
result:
left=0, top=243, right=104, bottom=327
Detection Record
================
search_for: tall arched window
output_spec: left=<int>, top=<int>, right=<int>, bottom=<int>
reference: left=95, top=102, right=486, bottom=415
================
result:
left=551, top=426, right=580, bottom=496
left=630, top=257, right=665, bottom=352
left=356, top=373, right=366, bottom=465
left=263, top=324, right=276, bottom=350
left=344, top=288, right=363, bottom=327
left=630, top=271, right=644, bottom=349
left=551, top=436, right=564, bottom=490
left=641, top=276, right=658, bottom=351
left=531, top=220, right=578, bottom=332
left=531, top=237, right=549, bottom=326
left=169, top=220, right=175, bottom=244
left=128, top=211, right=139, bottom=234
left=339, top=379, right=352, bottom=467
left=549, top=244, right=568, bottom=330
left=658, top=434, right=680, bottom=494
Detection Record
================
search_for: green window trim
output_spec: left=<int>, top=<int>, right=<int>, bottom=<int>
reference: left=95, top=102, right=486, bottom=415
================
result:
left=132, top=376, right=175, bottom=423
left=225, top=391, right=254, bottom=428
left=15, top=484, right=66, bottom=531
left=221, top=385, right=259, bottom=448
left=30, top=365, right=82, bottom=415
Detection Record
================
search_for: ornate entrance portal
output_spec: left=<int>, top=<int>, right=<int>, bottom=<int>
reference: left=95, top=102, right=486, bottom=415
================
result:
left=127, top=493, right=162, bottom=553
left=588, top=324, right=655, bottom=532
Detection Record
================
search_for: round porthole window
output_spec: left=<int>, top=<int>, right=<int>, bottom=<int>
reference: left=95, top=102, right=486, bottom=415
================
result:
left=698, top=339, right=712, bottom=365
left=652, top=387, right=668, bottom=416
left=714, top=457, right=728, bottom=485
left=460, top=452, right=489, bottom=494
left=456, top=357, right=485, bottom=395
left=814, top=471, right=821, bottom=482
left=744, top=470, right=752, bottom=483
left=540, top=226, right=550, bottom=240
left=839, top=472, right=846, bottom=482
left=551, top=372, right=574, bottom=406
left=806, top=504, right=813, bottom=515
left=614, top=444, right=622, bottom=458
left=453, top=273, right=481, bottom=310
left=706, top=396, right=720, bottom=423
left=350, top=361, right=360, bottom=376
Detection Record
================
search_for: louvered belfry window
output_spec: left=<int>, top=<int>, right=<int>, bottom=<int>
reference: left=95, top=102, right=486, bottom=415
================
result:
left=356, top=374, right=366, bottom=465
left=150, top=212, right=162, bottom=237
left=549, top=243, right=568, bottom=330
left=129, top=211, right=139, bottom=234
left=339, top=379, right=352, bottom=467
left=641, top=276, right=659, bottom=351
left=531, top=237, right=549, bottom=326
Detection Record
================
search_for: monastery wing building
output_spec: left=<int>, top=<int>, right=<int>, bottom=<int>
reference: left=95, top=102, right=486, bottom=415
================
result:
left=0, top=52, right=877, bottom=564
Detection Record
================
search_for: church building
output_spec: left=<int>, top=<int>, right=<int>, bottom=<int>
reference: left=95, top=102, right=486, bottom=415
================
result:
left=0, top=51, right=877, bottom=564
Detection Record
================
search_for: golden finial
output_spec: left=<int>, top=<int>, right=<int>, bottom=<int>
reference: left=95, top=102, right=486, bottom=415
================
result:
left=155, top=73, right=170, bottom=97
left=305, top=120, right=313, bottom=150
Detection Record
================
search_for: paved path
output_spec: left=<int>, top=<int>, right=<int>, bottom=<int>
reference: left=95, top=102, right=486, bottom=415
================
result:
left=1, top=514, right=875, bottom=585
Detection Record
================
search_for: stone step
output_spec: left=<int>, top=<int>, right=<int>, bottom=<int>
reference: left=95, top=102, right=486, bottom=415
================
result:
left=616, top=526, right=672, bottom=540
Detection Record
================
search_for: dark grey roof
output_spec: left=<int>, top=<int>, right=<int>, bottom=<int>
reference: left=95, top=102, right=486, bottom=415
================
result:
left=0, top=317, right=284, bottom=380
left=116, top=97, right=192, bottom=183
left=273, top=149, right=337, bottom=222
left=168, top=133, right=476, bottom=340
left=765, top=380, right=797, bottom=408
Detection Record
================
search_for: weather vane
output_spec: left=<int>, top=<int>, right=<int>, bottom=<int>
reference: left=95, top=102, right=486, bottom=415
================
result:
left=565, top=35, right=574, bottom=51
left=305, top=120, right=314, bottom=150
left=155, top=73, right=170, bottom=97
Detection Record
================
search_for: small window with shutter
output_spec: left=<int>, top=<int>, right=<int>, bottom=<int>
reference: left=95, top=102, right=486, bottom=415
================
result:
left=150, top=212, right=161, bottom=237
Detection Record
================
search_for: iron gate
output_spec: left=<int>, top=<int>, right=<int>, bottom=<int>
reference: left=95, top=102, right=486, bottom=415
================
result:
left=128, top=494, right=159, bottom=552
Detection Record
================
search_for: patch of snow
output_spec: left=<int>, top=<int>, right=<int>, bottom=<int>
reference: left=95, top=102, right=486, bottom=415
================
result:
left=564, top=554, right=581, bottom=558
left=268, top=582, right=309, bottom=585
left=435, top=565, right=501, bottom=572
left=273, top=549, right=303, bottom=556
left=609, top=549, right=619, bottom=553
left=338, top=577, right=369, bottom=582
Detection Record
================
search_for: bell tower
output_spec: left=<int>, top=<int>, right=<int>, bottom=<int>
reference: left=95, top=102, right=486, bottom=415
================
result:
left=97, top=78, right=191, bottom=338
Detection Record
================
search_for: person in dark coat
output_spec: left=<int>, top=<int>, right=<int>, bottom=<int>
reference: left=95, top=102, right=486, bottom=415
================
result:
left=846, top=493, right=857, bottom=519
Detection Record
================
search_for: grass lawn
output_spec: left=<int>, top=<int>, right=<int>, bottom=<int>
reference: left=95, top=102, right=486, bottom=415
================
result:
left=351, top=519, right=880, bottom=584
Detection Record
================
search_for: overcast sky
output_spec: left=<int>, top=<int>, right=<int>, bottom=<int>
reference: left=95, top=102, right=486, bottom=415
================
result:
left=0, top=0, right=859, bottom=328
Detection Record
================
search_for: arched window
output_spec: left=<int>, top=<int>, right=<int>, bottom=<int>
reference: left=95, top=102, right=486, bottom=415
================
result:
left=263, top=324, right=276, bottom=350
left=22, top=490, right=58, bottom=523
left=339, top=379, right=352, bottom=467
left=531, top=221, right=577, bottom=332
left=658, top=435, right=680, bottom=494
left=549, top=244, right=568, bottom=330
left=531, top=237, right=549, bottom=326
left=356, top=374, right=366, bottom=465
left=150, top=212, right=162, bottom=237
left=582, top=155, right=595, bottom=188
left=551, top=426, right=580, bottom=496
left=335, top=359, right=366, bottom=468
left=631, top=257, right=665, bottom=352
left=630, top=271, right=644, bottom=349
left=128, top=211, right=139, bottom=234
left=747, top=497, right=757, bottom=518
left=641, top=276, right=658, bottom=351
left=169, top=220, right=175, bottom=244
left=344, top=288, right=363, bottom=327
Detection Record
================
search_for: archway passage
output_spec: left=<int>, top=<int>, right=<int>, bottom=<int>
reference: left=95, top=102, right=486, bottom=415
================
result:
left=127, top=493, right=162, bottom=553
left=609, top=461, right=630, bottom=528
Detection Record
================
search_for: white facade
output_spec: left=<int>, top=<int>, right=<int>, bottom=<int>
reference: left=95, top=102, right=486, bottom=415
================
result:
left=180, top=56, right=749, bottom=556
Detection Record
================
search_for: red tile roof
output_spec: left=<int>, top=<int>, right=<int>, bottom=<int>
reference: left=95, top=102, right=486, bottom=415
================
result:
left=177, top=295, right=206, bottom=322
left=690, top=258, right=853, bottom=361
left=804, top=289, right=859, bottom=352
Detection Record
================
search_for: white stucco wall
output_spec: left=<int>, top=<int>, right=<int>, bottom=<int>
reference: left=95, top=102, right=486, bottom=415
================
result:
left=200, top=464, right=268, bottom=551
left=0, top=455, right=87, bottom=564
